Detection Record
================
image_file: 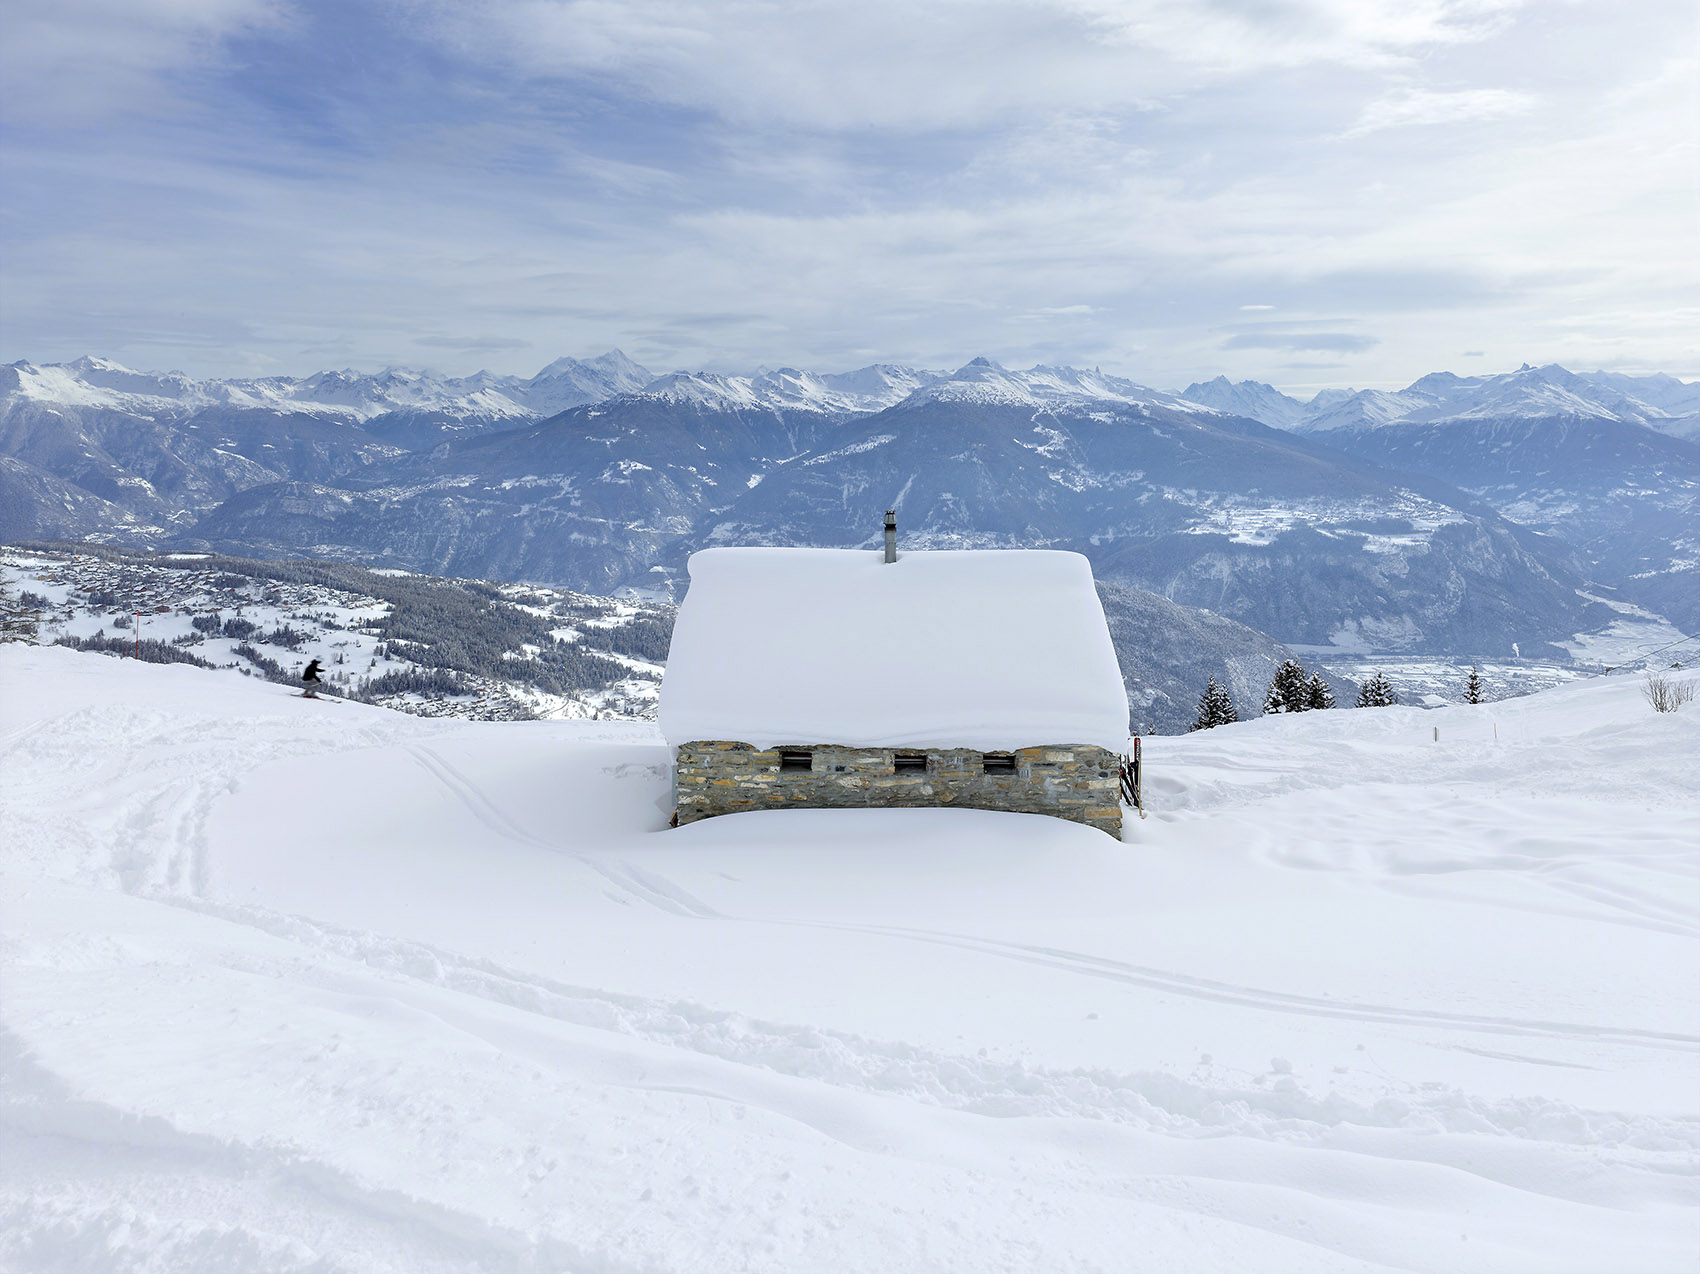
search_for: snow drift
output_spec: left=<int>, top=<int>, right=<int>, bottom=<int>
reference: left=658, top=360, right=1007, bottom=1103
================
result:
left=1, top=644, right=1696, bottom=1272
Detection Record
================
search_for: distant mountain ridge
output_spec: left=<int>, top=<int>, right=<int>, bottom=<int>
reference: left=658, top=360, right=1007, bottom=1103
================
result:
left=1179, top=363, right=1699, bottom=439
left=10, top=351, right=1693, bottom=435
left=3, top=350, right=1693, bottom=658
left=1, top=351, right=653, bottom=425
left=1, top=352, right=950, bottom=426
left=1179, top=363, right=1700, bottom=628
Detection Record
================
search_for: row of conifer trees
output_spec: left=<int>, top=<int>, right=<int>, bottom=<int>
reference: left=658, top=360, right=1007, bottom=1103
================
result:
left=1190, top=661, right=1484, bottom=731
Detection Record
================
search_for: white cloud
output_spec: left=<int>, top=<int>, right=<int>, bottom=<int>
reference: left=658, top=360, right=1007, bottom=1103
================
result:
left=4, top=0, right=1696, bottom=389
left=1343, top=85, right=1535, bottom=136
left=1, top=0, right=288, bottom=123
left=1069, top=0, right=1530, bottom=73
left=424, top=0, right=1533, bottom=131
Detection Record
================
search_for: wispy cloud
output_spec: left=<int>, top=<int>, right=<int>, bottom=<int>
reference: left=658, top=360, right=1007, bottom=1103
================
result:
left=1, top=0, right=1694, bottom=390
left=415, top=335, right=534, bottom=352
left=1343, top=86, right=1535, bottom=136
left=1222, top=332, right=1379, bottom=353
left=2, top=0, right=288, bottom=124
left=429, top=0, right=1537, bottom=130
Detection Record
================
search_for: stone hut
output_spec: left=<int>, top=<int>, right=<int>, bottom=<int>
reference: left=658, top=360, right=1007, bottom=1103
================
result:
left=658, top=528, right=1131, bottom=838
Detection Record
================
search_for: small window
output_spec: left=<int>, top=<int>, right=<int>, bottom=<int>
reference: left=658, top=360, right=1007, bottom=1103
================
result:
left=982, top=753, right=1016, bottom=774
left=779, top=749, right=813, bottom=772
left=894, top=753, right=927, bottom=772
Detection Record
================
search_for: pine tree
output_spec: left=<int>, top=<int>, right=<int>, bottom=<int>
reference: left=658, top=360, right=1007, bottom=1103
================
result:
left=1464, top=666, right=1484, bottom=704
left=1263, top=659, right=1311, bottom=714
left=1305, top=672, right=1334, bottom=710
left=1355, top=672, right=1398, bottom=707
left=1191, top=678, right=1217, bottom=731
left=1190, top=676, right=1239, bottom=731
left=1214, top=680, right=1239, bottom=726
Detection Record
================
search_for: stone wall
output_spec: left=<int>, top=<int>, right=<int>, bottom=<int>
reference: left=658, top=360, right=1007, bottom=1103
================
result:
left=673, top=741, right=1123, bottom=839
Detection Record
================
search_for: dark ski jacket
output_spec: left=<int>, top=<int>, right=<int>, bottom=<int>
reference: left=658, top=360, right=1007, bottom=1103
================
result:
left=302, top=659, right=324, bottom=683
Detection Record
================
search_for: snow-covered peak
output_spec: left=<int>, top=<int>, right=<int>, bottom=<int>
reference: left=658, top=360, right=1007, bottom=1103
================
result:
left=513, top=350, right=655, bottom=416
left=1179, top=376, right=1307, bottom=428
left=633, top=371, right=769, bottom=412
left=3, top=358, right=535, bottom=423
left=905, top=359, right=1041, bottom=407
left=1285, top=360, right=1700, bottom=435
left=12, top=352, right=1692, bottom=437
left=62, top=356, right=205, bottom=401
left=1306, top=387, right=1359, bottom=412
left=529, top=350, right=652, bottom=393
left=66, top=354, right=146, bottom=379
left=612, top=364, right=949, bottom=417
left=284, top=368, right=534, bottom=420
left=1295, top=364, right=1700, bottom=434
left=581, top=349, right=650, bottom=382
left=1403, top=370, right=1486, bottom=398
left=815, top=364, right=945, bottom=405
left=745, top=366, right=911, bottom=415
left=6, top=360, right=147, bottom=410
left=905, top=360, right=1202, bottom=412
left=1299, top=388, right=1437, bottom=432
left=1419, top=364, right=1663, bottom=425
left=1585, top=370, right=1700, bottom=417
left=5, top=358, right=232, bottom=414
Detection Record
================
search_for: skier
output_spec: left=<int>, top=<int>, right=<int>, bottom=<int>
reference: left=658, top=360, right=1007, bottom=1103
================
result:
left=302, top=658, right=325, bottom=699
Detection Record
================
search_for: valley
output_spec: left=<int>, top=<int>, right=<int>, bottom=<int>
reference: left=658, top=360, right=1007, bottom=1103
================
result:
left=3, top=353, right=1694, bottom=699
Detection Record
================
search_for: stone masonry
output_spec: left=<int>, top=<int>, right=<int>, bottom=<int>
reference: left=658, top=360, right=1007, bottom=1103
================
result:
left=673, top=742, right=1124, bottom=839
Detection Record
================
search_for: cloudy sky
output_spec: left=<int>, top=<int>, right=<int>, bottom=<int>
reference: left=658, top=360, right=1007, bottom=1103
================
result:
left=3, top=0, right=1694, bottom=391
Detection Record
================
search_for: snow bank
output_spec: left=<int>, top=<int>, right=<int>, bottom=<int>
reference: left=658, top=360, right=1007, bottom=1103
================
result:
left=3, top=645, right=1697, bottom=1273
left=659, top=547, right=1130, bottom=752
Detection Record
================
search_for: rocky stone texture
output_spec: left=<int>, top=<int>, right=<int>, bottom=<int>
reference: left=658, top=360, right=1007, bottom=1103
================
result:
left=673, top=741, right=1124, bottom=839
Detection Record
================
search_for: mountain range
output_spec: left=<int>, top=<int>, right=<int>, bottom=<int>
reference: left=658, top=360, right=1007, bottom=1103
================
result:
left=1183, top=362, right=1700, bottom=439
left=3, top=351, right=1694, bottom=659
left=1185, top=363, right=1700, bottom=628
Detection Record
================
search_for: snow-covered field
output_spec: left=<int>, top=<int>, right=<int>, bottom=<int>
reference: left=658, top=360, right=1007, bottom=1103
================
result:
left=2, top=645, right=1697, bottom=1272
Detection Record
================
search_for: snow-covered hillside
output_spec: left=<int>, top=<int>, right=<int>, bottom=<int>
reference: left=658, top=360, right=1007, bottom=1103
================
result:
left=1, top=547, right=671, bottom=722
left=2, top=645, right=1695, bottom=1272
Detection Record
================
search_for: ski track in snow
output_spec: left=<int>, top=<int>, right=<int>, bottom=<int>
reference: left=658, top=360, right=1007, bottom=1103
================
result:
left=2, top=647, right=1698, bottom=1272
left=127, top=891, right=1700, bottom=1149
left=763, top=921, right=1700, bottom=1052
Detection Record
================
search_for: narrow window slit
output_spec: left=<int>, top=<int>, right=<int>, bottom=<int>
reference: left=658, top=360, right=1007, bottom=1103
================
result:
left=982, top=753, right=1016, bottom=774
left=894, top=753, right=927, bottom=772
left=779, top=749, right=813, bottom=772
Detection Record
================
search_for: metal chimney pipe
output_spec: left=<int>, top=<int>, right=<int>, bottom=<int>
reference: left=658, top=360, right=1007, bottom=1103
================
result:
left=883, top=510, right=897, bottom=563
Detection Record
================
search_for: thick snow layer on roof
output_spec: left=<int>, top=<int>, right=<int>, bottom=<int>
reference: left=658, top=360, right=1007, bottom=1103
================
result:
left=659, top=547, right=1130, bottom=752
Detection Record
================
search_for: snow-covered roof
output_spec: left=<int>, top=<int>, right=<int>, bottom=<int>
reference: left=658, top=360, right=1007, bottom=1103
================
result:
left=659, top=547, right=1129, bottom=753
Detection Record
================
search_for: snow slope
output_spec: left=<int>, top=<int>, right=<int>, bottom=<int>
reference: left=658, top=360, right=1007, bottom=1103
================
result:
left=2, top=646, right=1697, bottom=1272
